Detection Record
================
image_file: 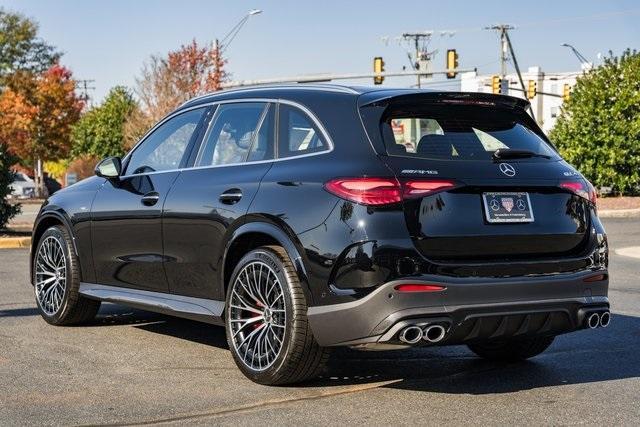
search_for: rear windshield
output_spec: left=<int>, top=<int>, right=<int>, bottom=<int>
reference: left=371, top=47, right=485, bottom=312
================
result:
left=381, top=105, right=557, bottom=161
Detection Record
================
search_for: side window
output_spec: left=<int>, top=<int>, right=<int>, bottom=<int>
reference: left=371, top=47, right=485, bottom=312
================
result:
left=278, top=104, right=329, bottom=158
left=196, top=103, right=271, bottom=166
left=126, top=108, right=205, bottom=175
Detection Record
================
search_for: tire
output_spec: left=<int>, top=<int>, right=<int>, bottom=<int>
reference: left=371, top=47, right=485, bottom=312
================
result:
left=225, top=245, right=329, bottom=385
left=32, top=225, right=100, bottom=325
left=467, top=336, right=555, bottom=362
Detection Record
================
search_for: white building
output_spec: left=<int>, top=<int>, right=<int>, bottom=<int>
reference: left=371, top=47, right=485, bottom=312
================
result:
left=460, top=66, right=585, bottom=133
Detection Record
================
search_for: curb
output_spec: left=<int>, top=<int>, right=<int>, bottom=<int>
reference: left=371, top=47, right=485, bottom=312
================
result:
left=598, top=208, right=640, bottom=218
left=0, top=237, right=31, bottom=249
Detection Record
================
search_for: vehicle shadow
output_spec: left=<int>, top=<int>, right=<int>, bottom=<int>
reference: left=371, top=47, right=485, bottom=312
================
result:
left=0, top=307, right=40, bottom=317
left=50, top=303, right=640, bottom=394
left=89, top=303, right=229, bottom=348
left=310, top=313, right=640, bottom=394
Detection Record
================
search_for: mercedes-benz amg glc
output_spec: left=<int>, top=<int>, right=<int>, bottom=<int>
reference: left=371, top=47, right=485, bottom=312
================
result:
left=30, top=85, right=610, bottom=385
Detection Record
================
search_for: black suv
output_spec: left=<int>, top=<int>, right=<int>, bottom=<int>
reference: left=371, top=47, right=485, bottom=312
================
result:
left=30, top=85, right=610, bottom=385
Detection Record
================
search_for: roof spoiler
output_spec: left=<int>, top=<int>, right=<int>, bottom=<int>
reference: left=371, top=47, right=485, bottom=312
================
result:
left=358, top=91, right=531, bottom=111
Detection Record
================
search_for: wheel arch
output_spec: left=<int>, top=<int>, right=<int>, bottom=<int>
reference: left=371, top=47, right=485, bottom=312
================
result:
left=222, top=221, right=311, bottom=301
left=30, top=211, right=78, bottom=286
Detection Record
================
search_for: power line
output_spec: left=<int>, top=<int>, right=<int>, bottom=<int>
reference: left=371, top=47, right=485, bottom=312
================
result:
left=516, top=8, right=640, bottom=30
left=392, top=8, right=640, bottom=37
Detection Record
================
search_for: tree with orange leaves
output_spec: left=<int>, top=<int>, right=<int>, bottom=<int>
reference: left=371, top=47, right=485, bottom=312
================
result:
left=124, top=39, right=228, bottom=147
left=0, top=65, right=83, bottom=196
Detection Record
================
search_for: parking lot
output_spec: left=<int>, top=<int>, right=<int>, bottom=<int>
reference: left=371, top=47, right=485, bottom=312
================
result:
left=1, top=218, right=639, bottom=426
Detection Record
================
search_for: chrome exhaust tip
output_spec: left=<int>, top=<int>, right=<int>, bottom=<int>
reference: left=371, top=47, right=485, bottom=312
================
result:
left=399, top=326, right=424, bottom=344
left=599, top=311, right=611, bottom=328
left=587, top=312, right=600, bottom=329
left=423, top=324, right=447, bottom=343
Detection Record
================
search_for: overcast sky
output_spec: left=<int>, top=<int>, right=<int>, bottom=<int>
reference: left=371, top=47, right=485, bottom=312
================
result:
left=2, top=0, right=639, bottom=101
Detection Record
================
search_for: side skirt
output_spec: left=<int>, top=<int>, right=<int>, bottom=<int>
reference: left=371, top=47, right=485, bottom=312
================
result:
left=78, top=282, right=225, bottom=325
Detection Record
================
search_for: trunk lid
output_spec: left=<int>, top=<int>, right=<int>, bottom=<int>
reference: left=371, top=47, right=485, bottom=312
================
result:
left=359, top=92, right=593, bottom=261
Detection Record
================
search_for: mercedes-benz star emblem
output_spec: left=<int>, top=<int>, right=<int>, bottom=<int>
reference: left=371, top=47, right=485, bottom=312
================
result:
left=489, top=199, right=500, bottom=211
left=516, top=199, right=526, bottom=210
left=499, top=163, right=516, bottom=177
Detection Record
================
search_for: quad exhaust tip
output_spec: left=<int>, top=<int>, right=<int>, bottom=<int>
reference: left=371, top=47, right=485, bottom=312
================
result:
left=587, top=312, right=600, bottom=329
left=423, top=324, right=447, bottom=343
left=399, top=326, right=424, bottom=344
left=599, top=311, right=611, bottom=328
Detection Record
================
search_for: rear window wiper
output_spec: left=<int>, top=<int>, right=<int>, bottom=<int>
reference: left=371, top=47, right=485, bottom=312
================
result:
left=492, top=148, right=551, bottom=160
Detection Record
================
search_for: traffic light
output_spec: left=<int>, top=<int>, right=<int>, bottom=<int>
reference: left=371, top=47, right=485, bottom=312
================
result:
left=527, top=80, right=537, bottom=99
left=491, top=75, right=501, bottom=94
left=563, top=83, right=571, bottom=101
left=446, top=49, right=458, bottom=79
left=373, top=57, right=385, bottom=85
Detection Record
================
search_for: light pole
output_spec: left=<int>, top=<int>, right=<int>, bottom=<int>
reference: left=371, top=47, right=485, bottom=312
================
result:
left=220, top=9, right=262, bottom=54
left=561, top=43, right=591, bottom=69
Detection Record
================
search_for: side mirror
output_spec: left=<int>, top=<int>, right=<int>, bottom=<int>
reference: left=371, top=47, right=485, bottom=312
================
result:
left=95, top=157, right=122, bottom=179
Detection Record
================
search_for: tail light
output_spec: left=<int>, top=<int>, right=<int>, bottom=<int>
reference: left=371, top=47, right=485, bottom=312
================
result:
left=324, top=178, right=457, bottom=206
left=402, top=180, right=456, bottom=198
left=560, top=180, right=597, bottom=206
left=324, top=178, right=402, bottom=205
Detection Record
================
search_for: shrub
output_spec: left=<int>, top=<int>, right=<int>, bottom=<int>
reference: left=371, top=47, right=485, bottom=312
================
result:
left=549, top=49, right=640, bottom=195
left=0, top=145, right=21, bottom=229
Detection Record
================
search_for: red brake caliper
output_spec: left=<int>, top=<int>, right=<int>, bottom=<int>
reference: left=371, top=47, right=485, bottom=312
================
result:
left=251, top=299, right=264, bottom=330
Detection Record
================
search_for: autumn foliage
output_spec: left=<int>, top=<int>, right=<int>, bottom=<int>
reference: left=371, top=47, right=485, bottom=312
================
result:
left=124, top=39, right=228, bottom=147
left=0, top=65, right=83, bottom=164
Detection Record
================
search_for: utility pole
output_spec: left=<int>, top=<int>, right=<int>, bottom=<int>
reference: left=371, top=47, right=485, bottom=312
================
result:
left=401, top=32, right=434, bottom=88
left=485, top=24, right=513, bottom=92
left=485, top=24, right=535, bottom=119
left=75, top=79, right=96, bottom=109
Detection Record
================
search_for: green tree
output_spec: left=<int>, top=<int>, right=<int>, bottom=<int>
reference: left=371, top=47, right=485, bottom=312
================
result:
left=0, top=145, right=20, bottom=228
left=71, top=86, right=137, bottom=159
left=550, top=49, right=640, bottom=195
left=0, top=8, right=60, bottom=84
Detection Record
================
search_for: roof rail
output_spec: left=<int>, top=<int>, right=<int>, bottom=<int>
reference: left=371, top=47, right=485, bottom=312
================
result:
left=180, top=83, right=360, bottom=107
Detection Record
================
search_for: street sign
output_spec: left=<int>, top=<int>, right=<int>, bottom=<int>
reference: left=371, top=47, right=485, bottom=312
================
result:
left=66, top=172, right=77, bottom=186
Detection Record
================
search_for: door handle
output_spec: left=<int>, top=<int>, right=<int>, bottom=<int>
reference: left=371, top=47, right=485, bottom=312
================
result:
left=141, top=192, right=160, bottom=206
left=219, top=188, right=243, bottom=205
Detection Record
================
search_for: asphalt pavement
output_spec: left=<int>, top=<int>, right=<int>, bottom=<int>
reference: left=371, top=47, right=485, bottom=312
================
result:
left=1, top=218, right=639, bottom=426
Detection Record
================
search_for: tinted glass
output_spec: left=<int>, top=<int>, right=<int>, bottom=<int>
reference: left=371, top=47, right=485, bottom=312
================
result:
left=196, top=103, right=268, bottom=166
left=278, top=105, right=328, bottom=158
left=382, top=106, right=557, bottom=161
left=247, top=104, right=275, bottom=162
left=126, top=108, right=205, bottom=175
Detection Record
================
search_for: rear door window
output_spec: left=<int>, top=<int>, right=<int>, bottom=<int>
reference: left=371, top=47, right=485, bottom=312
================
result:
left=381, top=106, right=557, bottom=161
left=277, top=104, right=328, bottom=158
left=196, top=103, right=272, bottom=166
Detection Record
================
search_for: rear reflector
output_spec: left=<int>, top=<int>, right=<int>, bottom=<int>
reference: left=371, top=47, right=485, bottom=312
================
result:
left=394, top=284, right=446, bottom=292
left=583, top=273, right=607, bottom=283
left=324, top=178, right=457, bottom=206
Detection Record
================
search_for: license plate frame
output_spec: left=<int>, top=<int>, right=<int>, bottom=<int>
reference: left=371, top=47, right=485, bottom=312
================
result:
left=482, top=192, right=534, bottom=223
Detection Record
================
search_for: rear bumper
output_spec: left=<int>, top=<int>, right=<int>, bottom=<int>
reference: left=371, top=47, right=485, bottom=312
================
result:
left=307, top=270, right=609, bottom=347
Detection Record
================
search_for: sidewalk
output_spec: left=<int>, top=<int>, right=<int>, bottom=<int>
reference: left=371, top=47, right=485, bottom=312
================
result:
left=597, top=196, right=640, bottom=218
